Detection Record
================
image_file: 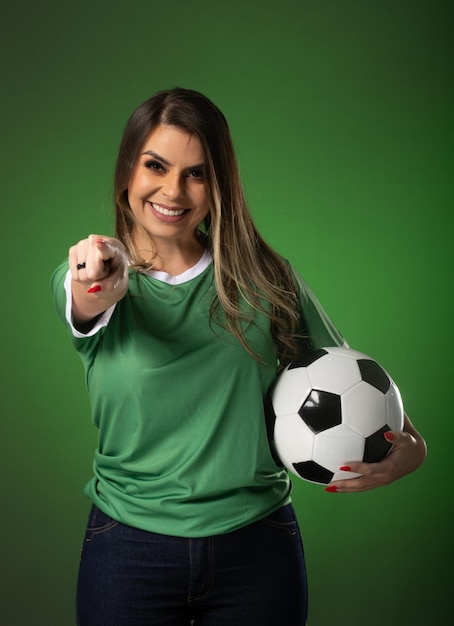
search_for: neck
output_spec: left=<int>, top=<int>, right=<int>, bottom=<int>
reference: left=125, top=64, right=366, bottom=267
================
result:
left=133, top=232, right=206, bottom=276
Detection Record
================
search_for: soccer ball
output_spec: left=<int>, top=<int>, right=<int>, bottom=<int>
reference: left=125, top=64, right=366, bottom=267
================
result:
left=266, top=346, right=404, bottom=485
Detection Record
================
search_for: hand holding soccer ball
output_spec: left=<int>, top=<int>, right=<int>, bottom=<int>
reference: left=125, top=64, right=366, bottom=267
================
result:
left=266, top=347, right=405, bottom=488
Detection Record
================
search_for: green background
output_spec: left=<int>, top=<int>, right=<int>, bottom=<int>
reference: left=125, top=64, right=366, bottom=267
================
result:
left=1, top=1, right=452, bottom=624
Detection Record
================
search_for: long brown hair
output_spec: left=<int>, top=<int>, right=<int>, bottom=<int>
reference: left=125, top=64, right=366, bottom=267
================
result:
left=113, top=87, right=301, bottom=364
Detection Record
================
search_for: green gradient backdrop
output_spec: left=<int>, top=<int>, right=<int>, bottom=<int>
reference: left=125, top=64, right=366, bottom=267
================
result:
left=1, top=1, right=452, bottom=624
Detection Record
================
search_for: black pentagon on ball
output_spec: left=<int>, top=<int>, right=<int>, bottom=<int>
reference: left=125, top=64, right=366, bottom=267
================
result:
left=298, top=390, right=342, bottom=433
left=363, top=426, right=392, bottom=463
left=288, top=349, right=328, bottom=369
left=358, top=359, right=391, bottom=394
left=293, top=460, right=334, bottom=484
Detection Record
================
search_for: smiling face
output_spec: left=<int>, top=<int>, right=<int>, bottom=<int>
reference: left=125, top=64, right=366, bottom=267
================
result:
left=127, top=124, right=210, bottom=255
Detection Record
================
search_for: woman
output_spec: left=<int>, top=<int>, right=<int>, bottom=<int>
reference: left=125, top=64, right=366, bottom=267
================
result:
left=51, top=88, right=426, bottom=625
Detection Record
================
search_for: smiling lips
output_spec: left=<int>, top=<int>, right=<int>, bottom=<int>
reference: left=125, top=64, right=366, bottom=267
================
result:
left=150, top=202, right=188, bottom=217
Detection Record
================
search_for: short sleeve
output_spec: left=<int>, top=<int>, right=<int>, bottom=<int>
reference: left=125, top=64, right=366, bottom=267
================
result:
left=292, top=268, right=347, bottom=350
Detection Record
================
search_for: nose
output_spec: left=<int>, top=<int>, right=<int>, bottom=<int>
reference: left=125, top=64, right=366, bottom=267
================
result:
left=162, top=171, right=184, bottom=200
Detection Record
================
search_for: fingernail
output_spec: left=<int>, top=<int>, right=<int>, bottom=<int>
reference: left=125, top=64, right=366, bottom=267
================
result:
left=384, top=432, right=395, bottom=442
left=339, top=466, right=351, bottom=472
left=87, top=285, right=102, bottom=293
left=325, top=485, right=338, bottom=493
left=96, top=238, right=105, bottom=244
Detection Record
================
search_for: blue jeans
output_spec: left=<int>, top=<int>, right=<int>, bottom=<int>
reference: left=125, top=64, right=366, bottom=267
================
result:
left=76, top=503, right=308, bottom=625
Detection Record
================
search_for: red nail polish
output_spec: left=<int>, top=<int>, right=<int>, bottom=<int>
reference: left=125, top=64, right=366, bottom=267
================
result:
left=384, top=431, right=395, bottom=442
left=96, top=238, right=105, bottom=244
left=87, top=285, right=102, bottom=293
left=339, top=466, right=351, bottom=472
left=325, top=485, right=338, bottom=493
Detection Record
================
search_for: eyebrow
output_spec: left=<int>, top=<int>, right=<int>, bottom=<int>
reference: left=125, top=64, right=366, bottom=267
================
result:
left=141, top=150, right=205, bottom=170
left=142, top=149, right=171, bottom=166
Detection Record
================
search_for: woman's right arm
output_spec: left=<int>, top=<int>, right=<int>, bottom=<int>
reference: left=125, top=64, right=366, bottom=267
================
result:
left=68, top=235, right=129, bottom=332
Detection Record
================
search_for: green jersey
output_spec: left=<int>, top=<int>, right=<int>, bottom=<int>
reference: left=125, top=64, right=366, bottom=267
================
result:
left=51, top=253, right=343, bottom=537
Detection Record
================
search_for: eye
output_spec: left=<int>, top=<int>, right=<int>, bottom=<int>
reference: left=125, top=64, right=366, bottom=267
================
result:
left=144, top=159, right=166, bottom=173
left=187, top=168, right=204, bottom=179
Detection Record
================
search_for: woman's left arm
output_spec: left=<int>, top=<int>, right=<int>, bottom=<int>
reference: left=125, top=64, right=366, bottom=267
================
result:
left=326, top=413, right=427, bottom=493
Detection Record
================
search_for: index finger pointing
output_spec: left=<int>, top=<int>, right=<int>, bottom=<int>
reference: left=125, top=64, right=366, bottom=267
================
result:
left=95, top=237, right=119, bottom=262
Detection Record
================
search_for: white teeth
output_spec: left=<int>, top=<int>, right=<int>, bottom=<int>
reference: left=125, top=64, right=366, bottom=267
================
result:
left=151, top=203, right=186, bottom=216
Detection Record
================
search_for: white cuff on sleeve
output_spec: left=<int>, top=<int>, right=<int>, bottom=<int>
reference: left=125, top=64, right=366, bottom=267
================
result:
left=64, top=270, right=117, bottom=338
